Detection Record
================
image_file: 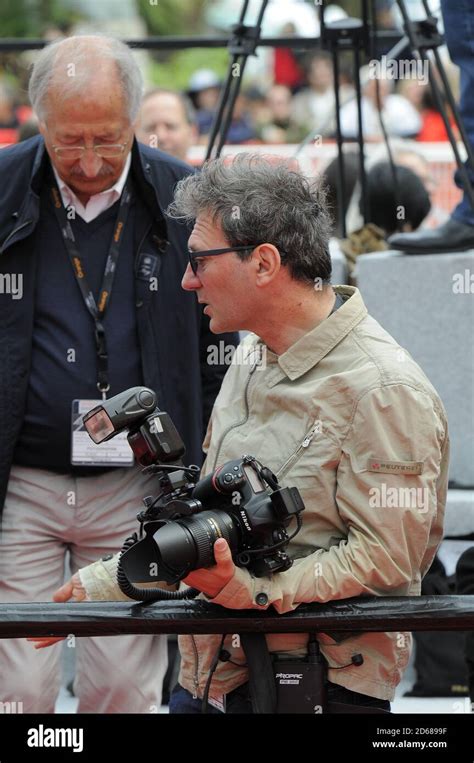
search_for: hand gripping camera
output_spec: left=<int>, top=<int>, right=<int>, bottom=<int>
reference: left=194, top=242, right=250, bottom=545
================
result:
left=83, top=387, right=305, bottom=601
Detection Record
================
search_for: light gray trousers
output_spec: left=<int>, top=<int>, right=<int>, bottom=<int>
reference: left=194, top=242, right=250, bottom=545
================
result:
left=0, top=463, right=167, bottom=713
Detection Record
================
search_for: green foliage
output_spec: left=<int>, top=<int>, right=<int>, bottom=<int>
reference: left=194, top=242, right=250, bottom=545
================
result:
left=0, top=0, right=226, bottom=97
left=0, top=0, right=36, bottom=36
left=148, top=47, right=229, bottom=91
left=137, top=0, right=226, bottom=90
left=0, top=0, right=81, bottom=37
left=137, top=0, right=208, bottom=37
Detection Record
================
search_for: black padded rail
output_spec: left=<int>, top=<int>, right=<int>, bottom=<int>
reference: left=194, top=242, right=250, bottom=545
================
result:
left=1, top=595, right=473, bottom=638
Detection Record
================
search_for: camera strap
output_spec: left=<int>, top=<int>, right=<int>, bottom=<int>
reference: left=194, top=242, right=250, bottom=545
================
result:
left=50, top=178, right=133, bottom=399
left=240, top=633, right=277, bottom=713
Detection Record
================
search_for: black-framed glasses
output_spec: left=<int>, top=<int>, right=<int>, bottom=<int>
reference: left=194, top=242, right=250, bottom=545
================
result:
left=51, top=142, right=128, bottom=160
left=187, top=245, right=258, bottom=276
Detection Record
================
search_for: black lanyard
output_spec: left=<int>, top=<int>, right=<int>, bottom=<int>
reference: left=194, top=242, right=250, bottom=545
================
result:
left=51, top=178, right=132, bottom=399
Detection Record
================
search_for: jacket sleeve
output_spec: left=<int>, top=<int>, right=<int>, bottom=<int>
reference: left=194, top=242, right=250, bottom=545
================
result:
left=199, top=310, right=240, bottom=429
left=78, top=554, right=130, bottom=601
left=78, top=553, right=178, bottom=601
left=209, top=383, right=449, bottom=614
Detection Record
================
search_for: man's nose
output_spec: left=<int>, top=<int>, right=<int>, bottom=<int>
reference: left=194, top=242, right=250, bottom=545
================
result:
left=154, top=126, right=170, bottom=149
left=156, top=125, right=169, bottom=142
left=78, top=148, right=104, bottom=177
left=181, top=263, right=200, bottom=291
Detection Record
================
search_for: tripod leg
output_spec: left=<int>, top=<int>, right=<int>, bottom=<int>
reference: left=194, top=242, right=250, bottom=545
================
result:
left=354, top=45, right=369, bottom=225
left=215, top=57, right=247, bottom=158
left=205, top=0, right=269, bottom=160
left=331, top=43, right=347, bottom=239
left=205, top=56, right=238, bottom=161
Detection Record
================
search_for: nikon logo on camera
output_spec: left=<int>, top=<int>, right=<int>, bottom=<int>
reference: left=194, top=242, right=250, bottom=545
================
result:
left=239, top=510, right=251, bottom=532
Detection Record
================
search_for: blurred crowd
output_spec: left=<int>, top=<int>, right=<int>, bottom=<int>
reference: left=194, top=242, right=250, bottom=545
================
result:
left=0, top=35, right=461, bottom=155
left=0, top=3, right=461, bottom=250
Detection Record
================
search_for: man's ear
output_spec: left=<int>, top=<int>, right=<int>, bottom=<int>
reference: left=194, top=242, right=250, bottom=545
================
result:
left=254, top=244, right=282, bottom=286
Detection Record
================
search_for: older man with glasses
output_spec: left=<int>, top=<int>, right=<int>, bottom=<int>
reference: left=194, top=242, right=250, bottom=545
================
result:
left=0, top=34, right=237, bottom=714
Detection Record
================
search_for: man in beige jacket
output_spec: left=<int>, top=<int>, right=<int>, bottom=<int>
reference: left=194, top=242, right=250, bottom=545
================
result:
left=31, top=154, right=450, bottom=714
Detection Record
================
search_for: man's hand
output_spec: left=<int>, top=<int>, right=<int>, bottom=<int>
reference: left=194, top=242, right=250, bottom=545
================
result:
left=183, top=538, right=236, bottom=598
left=27, top=572, right=88, bottom=650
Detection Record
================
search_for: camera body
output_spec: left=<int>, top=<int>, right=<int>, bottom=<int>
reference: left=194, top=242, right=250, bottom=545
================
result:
left=192, top=457, right=305, bottom=574
left=83, top=387, right=305, bottom=591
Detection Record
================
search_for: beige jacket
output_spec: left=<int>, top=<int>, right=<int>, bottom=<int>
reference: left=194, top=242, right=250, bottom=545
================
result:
left=80, top=286, right=449, bottom=703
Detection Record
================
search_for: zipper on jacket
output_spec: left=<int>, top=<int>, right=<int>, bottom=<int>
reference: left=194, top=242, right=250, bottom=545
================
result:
left=191, top=357, right=259, bottom=695
left=210, top=360, right=259, bottom=472
left=0, top=219, right=34, bottom=254
left=276, top=421, right=320, bottom=480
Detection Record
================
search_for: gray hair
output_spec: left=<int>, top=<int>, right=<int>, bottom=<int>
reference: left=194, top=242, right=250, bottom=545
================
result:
left=167, top=153, right=332, bottom=285
left=142, top=88, right=196, bottom=126
left=28, top=35, right=143, bottom=122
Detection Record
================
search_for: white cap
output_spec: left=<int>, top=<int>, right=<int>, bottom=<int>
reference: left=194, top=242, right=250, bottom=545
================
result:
left=188, top=69, right=221, bottom=94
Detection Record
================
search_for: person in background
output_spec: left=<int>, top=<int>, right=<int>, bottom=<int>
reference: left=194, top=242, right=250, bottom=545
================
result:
left=456, top=547, right=474, bottom=702
left=136, top=88, right=198, bottom=163
left=339, top=69, right=421, bottom=141
left=187, top=68, right=222, bottom=141
left=362, top=162, right=431, bottom=237
left=0, top=82, right=19, bottom=144
left=0, top=34, right=237, bottom=714
left=18, top=117, right=40, bottom=142
left=292, top=52, right=336, bottom=137
left=273, top=22, right=306, bottom=93
left=256, top=84, right=307, bottom=144
left=389, top=0, right=474, bottom=252
left=188, top=68, right=256, bottom=146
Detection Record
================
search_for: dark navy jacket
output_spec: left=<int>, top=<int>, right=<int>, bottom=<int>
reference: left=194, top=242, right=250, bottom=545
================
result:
left=0, top=136, right=238, bottom=515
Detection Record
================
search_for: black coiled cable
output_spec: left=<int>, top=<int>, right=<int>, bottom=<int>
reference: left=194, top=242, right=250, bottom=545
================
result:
left=116, top=535, right=200, bottom=601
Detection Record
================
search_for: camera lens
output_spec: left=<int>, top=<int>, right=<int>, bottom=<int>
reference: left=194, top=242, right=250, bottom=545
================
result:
left=152, top=510, right=239, bottom=575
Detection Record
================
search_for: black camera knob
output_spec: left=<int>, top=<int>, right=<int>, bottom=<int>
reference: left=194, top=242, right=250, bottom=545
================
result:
left=223, top=473, right=234, bottom=484
left=137, top=389, right=156, bottom=408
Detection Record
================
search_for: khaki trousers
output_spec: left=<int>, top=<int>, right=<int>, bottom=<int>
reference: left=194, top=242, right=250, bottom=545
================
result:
left=0, top=463, right=167, bottom=713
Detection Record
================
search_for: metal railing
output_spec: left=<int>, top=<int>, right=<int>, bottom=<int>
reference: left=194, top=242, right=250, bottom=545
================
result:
left=1, top=595, right=473, bottom=639
left=0, top=31, right=403, bottom=53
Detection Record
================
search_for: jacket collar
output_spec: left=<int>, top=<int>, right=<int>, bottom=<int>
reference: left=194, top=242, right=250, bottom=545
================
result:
left=130, top=138, right=168, bottom=243
left=30, top=137, right=49, bottom=195
left=265, top=286, right=368, bottom=383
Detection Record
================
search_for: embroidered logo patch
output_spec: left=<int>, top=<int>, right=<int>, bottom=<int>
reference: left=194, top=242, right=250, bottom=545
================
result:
left=367, top=459, right=424, bottom=475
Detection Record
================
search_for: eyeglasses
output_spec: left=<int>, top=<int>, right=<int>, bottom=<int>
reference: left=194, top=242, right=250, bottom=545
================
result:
left=51, top=143, right=128, bottom=160
left=187, top=245, right=258, bottom=276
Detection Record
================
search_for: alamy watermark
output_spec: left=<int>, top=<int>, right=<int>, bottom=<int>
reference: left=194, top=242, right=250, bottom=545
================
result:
left=368, top=55, right=429, bottom=85
left=27, top=724, right=84, bottom=753
left=452, top=269, right=473, bottom=293
left=207, top=341, right=267, bottom=368
left=0, top=272, right=23, bottom=300
left=369, top=484, right=430, bottom=514
left=0, top=700, right=24, bottom=713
